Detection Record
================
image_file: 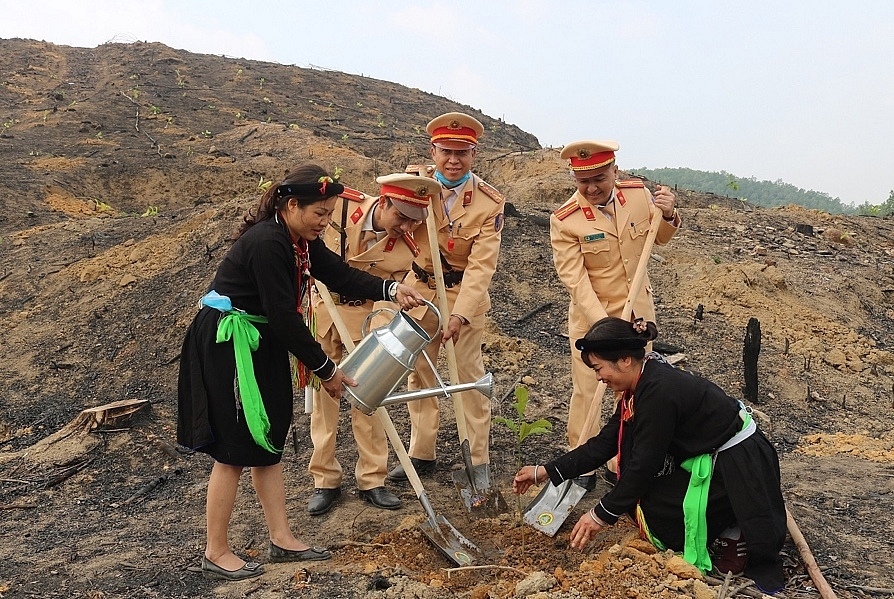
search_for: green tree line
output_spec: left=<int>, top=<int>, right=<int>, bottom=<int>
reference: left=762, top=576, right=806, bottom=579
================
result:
left=631, top=167, right=893, bottom=216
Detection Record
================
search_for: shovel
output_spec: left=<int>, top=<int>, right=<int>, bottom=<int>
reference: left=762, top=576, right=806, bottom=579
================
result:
left=314, top=280, right=481, bottom=565
left=423, top=203, right=507, bottom=517
left=524, top=203, right=663, bottom=536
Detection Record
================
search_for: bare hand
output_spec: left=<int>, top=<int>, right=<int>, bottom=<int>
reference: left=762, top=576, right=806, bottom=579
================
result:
left=513, top=465, right=539, bottom=495
left=570, top=512, right=604, bottom=550
left=652, top=185, right=676, bottom=219
left=320, top=368, right=356, bottom=400
left=440, top=315, right=463, bottom=344
left=394, top=283, right=425, bottom=310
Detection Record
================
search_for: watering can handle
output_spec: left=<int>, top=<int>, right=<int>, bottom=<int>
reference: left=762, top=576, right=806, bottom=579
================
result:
left=361, top=307, right=397, bottom=337
left=360, top=298, right=442, bottom=338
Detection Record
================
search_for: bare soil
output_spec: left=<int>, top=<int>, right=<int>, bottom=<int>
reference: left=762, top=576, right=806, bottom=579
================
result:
left=1, top=39, right=893, bottom=599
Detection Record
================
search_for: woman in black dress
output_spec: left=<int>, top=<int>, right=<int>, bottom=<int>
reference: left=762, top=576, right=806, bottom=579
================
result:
left=178, top=164, right=425, bottom=580
left=513, top=317, right=787, bottom=593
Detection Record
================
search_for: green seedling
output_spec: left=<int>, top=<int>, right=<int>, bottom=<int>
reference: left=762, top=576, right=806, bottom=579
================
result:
left=332, top=166, right=344, bottom=181
left=141, top=206, right=158, bottom=217
left=493, top=385, right=552, bottom=533
left=258, top=176, right=273, bottom=192
left=94, top=200, right=112, bottom=212
left=259, top=77, right=265, bottom=88
left=149, top=105, right=162, bottom=115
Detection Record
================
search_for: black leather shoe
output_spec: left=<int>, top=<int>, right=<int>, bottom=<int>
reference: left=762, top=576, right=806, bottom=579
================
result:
left=307, top=487, right=341, bottom=515
left=601, top=466, right=618, bottom=487
left=573, top=475, right=596, bottom=492
left=386, top=458, right=436, bottom=482
left=358, top=486, right=402, bottom=510
left=201, top=556, right=264, bottom=581
left=269, top=541, right=331, bottom=562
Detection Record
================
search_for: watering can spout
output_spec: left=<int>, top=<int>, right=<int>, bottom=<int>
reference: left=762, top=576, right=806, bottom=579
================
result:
left=352, top=373, right=494, bottom=415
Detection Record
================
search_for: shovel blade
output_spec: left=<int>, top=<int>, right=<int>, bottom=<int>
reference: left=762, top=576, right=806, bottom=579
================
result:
left=452, top=463, right=508, bottom=517
left=418, top=514, right=482, bottom=566
left=522, top=479, right=588, bottom=536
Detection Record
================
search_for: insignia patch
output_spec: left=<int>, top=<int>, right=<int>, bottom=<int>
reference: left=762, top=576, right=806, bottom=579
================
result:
left=616, top=179, right=645, bottom=188
left=553, top=202, right=580, bottom=220
left=494, top=213, right=504, bottom=233
left=350, top=207, right=363, bottom=224
left=384, top=237, right=397, bottom=252
left=340, top=186, right=366, bottom=202
left=617, top=191, right=626, bottom=206
left=582, top=206, right=595, bottom=220
left=477, top=181, right=504, bottom=203
left=583, top=233, right=605, bottom=242
left=463, top=190, right=473, bottom=206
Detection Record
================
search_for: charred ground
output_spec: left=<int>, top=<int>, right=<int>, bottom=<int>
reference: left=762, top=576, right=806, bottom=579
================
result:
left=1, top=39, right=893, bottom=599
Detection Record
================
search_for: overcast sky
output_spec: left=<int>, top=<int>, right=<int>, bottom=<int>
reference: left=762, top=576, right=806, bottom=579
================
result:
left=3, top=0, right=892, bottom=206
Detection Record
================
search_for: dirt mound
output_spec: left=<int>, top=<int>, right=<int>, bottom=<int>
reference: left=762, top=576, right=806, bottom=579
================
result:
left=1, top=38, right=893, bottom=598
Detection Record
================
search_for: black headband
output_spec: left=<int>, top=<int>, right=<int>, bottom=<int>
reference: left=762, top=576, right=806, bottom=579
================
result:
left=575, top=337, right=647, bottom=353
left=276, top=180, right=344, bottom=199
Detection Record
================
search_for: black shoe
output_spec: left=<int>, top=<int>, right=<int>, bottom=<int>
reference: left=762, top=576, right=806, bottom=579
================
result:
left=358, top=486, right=402, bottom=510
left=601, top=466, right=618, bottom=487
left=268, top=541, right=331, bottom=563
left=386, top=458, right=436, bottom=482
left=573, top=475, right=596, bottom=492
left=201, top=556, right=264, bottom=581
left=307, top=487, right=341, bottom=515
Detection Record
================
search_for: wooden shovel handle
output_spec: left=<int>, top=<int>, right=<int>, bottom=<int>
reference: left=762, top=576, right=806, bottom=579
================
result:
left=575, top=203, right=662, bottom=447
left=423, top=203, right=470, bottom=442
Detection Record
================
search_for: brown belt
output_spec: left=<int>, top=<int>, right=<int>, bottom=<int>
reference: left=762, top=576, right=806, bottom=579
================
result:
left=330, top=292, right=369, bottom=307
left=412, top=263, right=463, bottom=289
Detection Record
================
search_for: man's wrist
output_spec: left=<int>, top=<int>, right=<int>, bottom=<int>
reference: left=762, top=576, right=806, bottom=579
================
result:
left=450, top=313, right=468, bottom=325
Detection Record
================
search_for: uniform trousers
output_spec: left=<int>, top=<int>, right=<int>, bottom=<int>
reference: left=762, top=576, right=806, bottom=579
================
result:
left=308, top=321, right=389, bottom=491
left=404, top=302, right=490, bottom=465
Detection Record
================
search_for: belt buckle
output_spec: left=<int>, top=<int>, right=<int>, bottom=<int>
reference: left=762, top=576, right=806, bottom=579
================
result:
left=427, top=278, right=437, bottom=290
left=330, top=292, right=341, bottom=305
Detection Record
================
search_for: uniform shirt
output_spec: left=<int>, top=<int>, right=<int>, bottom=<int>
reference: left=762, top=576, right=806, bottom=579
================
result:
left=313, top=194, right=420, bottom=338
left=410, top=172, right=504, bottom=319
left=550, top=181, right=679, bottom=326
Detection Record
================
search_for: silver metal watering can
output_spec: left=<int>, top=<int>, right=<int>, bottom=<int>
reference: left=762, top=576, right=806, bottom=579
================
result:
left=339, top=299, right=494, bottom=414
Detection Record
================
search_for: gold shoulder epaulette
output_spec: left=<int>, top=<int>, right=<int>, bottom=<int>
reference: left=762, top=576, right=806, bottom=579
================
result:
left=477, top=180, right=504, bottom=203
left=616, top=179, right=645, bottom=189
left=340, top=186, right=367, bottom=202
left=553, top=200, right=580, bottom=221
left=405, top=164, right=435, bottom=177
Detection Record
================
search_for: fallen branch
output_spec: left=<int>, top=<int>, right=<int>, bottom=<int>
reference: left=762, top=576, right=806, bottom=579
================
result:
left=786, top=507, right=838, bottom=599
left=705, top=575, right=772, bottom=598
left=845, top=584, right=894, bottom=595
left=442, top=564, right=528, bottom=578
left=514, top=302, right=552, bottom=324
left=0, top=502, right=38, bottom=510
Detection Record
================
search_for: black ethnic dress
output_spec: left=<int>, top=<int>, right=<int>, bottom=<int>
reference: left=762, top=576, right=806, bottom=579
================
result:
left=543, top=358, right=787, bottom=592
left=177, top=216, right=390, bottom=466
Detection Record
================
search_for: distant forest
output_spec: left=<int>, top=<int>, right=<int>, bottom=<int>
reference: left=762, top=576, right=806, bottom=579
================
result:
left=630, top=167, right=894, bottom=216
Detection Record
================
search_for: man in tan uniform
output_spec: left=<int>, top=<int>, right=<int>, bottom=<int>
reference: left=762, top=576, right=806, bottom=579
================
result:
left=386, top=112, right=505, bottom=481
left=551, top=140, right=680, bottom=477
left=307, top=174, right=440, bottom=515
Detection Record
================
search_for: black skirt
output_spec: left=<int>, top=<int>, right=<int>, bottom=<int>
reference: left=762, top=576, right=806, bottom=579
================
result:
left=636, top=431, right=786, bottom=593
left=177, top=306, right=294, bottom=467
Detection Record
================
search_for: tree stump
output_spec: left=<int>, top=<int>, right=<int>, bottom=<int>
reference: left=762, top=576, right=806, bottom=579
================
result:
left=743, top=318, right=761, bottom=402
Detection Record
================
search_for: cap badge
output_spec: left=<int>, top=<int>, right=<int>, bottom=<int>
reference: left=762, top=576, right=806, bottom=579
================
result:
left=415, top=185, right=430, bottom=198
left=577, top=148, right=592, bottom=160
left=449, top=119, right=461, bottom=129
